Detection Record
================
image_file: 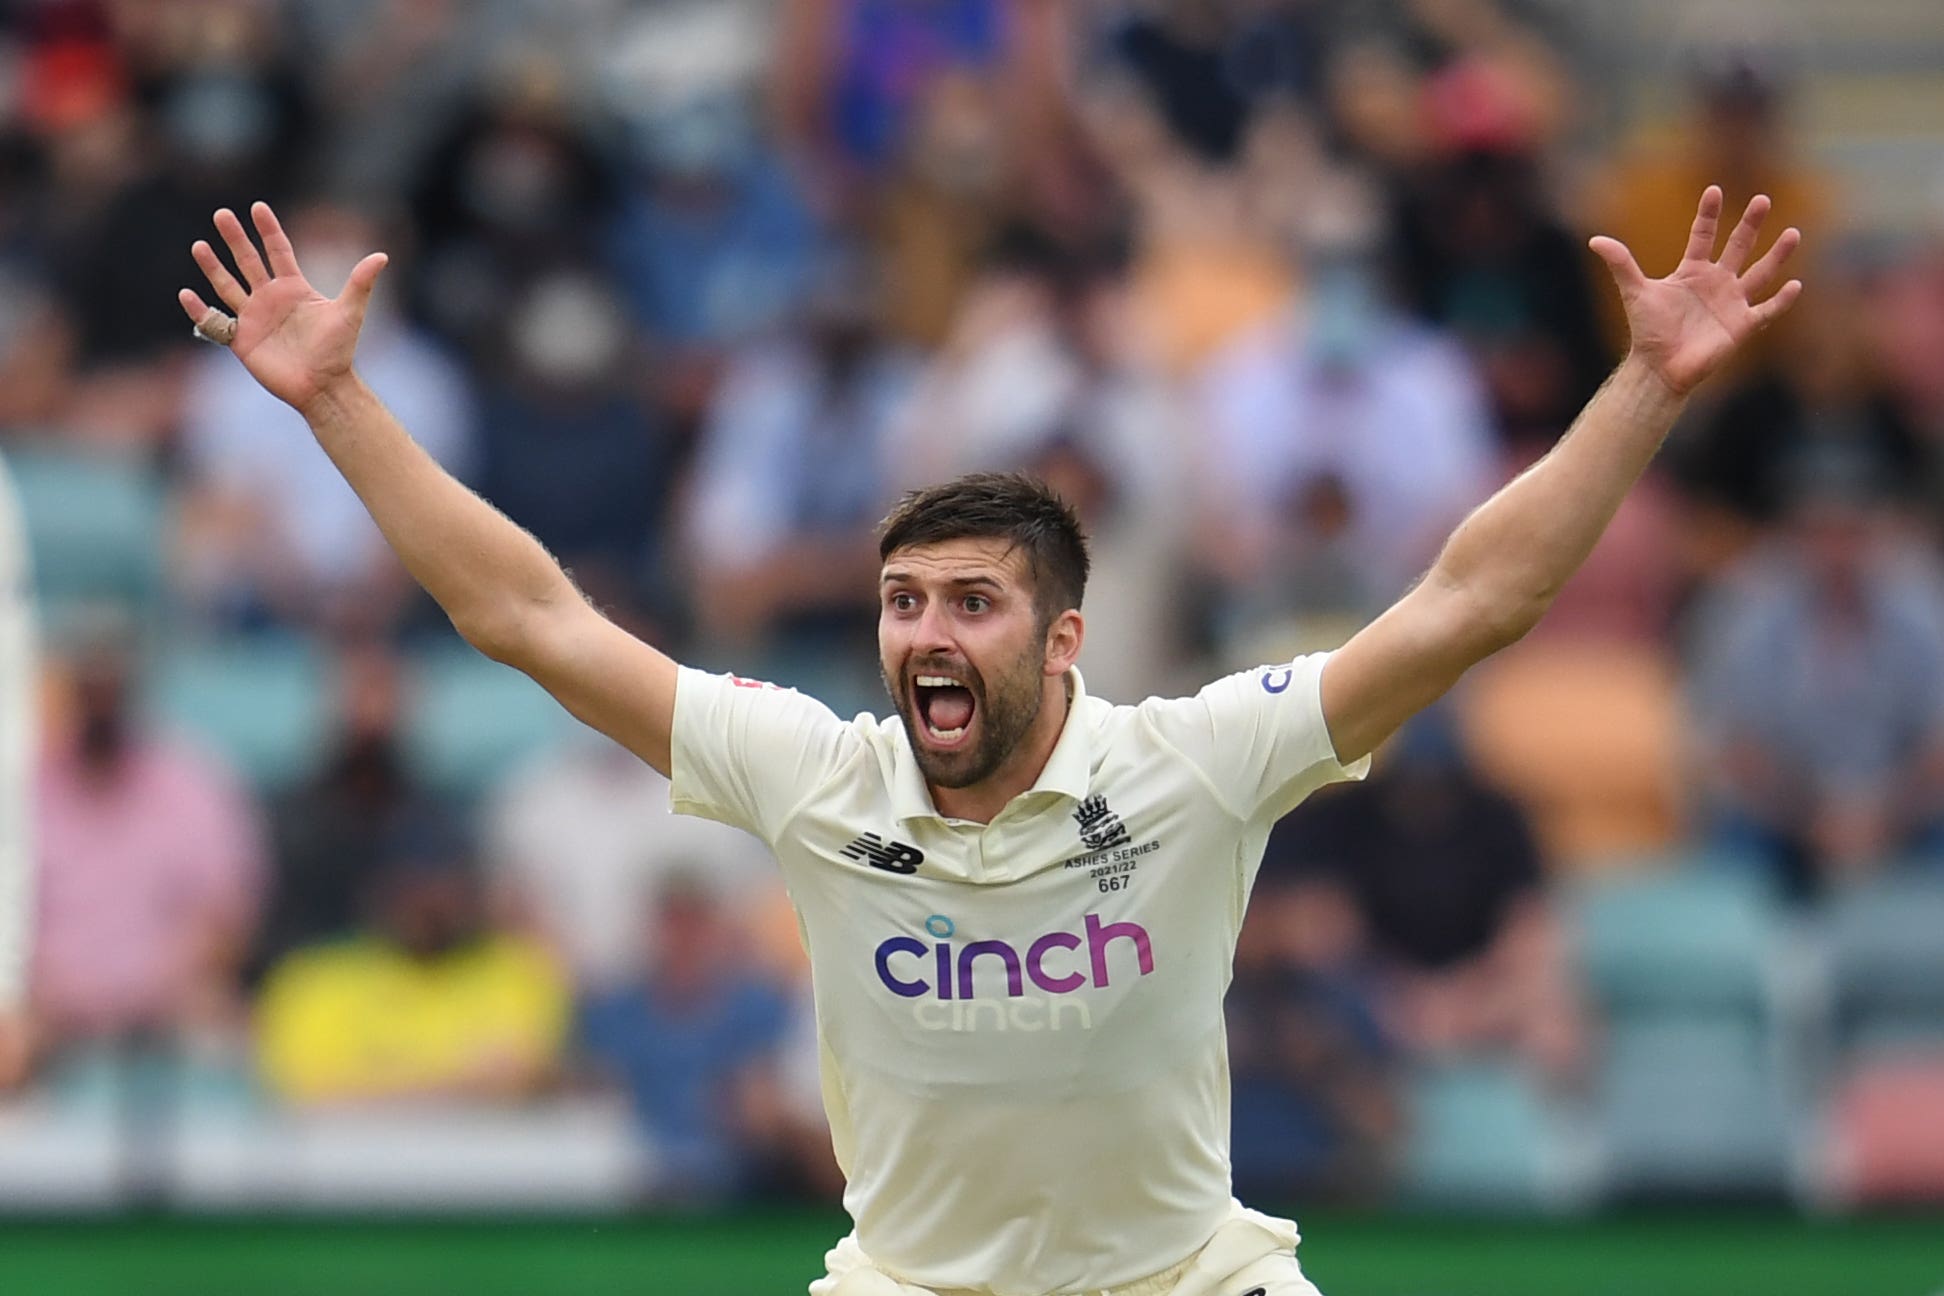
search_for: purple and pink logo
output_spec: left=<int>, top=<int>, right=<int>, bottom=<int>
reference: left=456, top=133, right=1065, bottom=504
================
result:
left=875, top=913, right=1155, bottom=1001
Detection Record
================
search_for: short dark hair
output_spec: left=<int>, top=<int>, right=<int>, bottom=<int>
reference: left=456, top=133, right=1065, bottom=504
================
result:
left=878, top=472, right=1090, bottom=624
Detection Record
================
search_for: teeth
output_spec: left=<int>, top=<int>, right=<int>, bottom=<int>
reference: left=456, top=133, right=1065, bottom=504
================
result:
left=927, top=725, right=967, bottom=742
left=916, top=675, right=963, bottom=688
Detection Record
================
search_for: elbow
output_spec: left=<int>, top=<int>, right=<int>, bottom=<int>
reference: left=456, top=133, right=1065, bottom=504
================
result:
left=1439, top=569, right=1551, bottom=659
left=454, top=599, right=543, bottom=666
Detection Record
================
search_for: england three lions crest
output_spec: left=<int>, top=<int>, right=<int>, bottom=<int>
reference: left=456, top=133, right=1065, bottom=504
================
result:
left=1073, top=794, right=1131, bottom=852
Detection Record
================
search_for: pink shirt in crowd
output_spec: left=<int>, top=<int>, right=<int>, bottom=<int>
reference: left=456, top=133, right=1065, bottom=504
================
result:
left=31, top=736, right=265, bottom=1039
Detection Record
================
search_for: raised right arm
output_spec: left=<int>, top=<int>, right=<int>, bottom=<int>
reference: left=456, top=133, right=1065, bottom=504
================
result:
left=180, top=203, right=678, bottom=775
left=302, top=379, right=677, bottom=773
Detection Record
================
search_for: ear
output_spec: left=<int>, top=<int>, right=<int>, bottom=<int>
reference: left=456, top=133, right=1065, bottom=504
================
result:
left=1043, top=609, right=1084, bottom=677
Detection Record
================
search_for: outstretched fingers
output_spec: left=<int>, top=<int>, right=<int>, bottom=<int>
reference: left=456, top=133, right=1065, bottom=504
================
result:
left=1717, top=193, right=1771, bottom=273
left=1682, top=185, right=1725, bottom=264
left=337, top=252, right=390, bottom=326
left=251, top=201, right=303, bottom=279
left=177, top=287, right=215, bottom=327
left=1750, top=278, right=1805, bottom=330
left=191, top=239, right=248, bottom=312
left=1741, top=226, right=1802, bottom=299
left=1589, top=235, right=1647, bottom=295
left=213, top=207, right=270, bottom=288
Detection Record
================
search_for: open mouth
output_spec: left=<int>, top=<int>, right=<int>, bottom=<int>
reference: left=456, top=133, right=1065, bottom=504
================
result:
left=912, top=673, right=978, bottom=750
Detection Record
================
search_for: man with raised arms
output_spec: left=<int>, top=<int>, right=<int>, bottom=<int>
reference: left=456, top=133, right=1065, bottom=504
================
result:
left=179, top=187, right=1799, bottom=1295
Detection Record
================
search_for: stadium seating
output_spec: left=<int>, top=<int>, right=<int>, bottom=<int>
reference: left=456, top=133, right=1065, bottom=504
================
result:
left=146, top=635, right=333, bottom=791
left=5, top=447, right=167, bottom=628
left=1572, top=863, right=1780, bottom=1019
left=1595, top=1018, right=1796, bottom=1200
left=1824, top=1050, right=1944, bottom=1206
left=1823, top=871, right=1944, bottom=1051
left=1402, top=1059, right=1567, bottom=1212
left=1455, top=639, right=1683, bottom=866
left=1571, top=866, right=1799, bottom=1200
left=402, top=644, right=575, bottom=800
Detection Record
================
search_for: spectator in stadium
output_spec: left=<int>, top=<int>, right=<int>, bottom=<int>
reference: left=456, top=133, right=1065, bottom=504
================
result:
left=484, top=724, right=781, bottom=994
left=256, top=812, right=569, bottom=1106
left=577, top=872, right=796, bottom=1206
left=1863, top=234, right=1944, bottom=526
left=1687, top=443, right=1944, bottom=898
left=254, top=639, right=452, bottom=979
left=605, top=11, right=824, bottom=362
left=772, top=0, right=1065, bottom=213
left=176, top=202, right=478, bottom=637
left=1262, top=709, right=1585, bottom=1083
left=1227, top=873, right=1400, bottom=1202
left=30, top=608, right=266, bottom=1056
left=1591, top=46, right=1831, bottom=374
left=1671, top=252, right=1923, bottom=566
left=1190, top=177, right=1499, bottom=660
left=1390, top=62, right=1613, bottom=449
left=471, top=269, right=681, bottom=626
left=404, top=67, right=620, bottom=354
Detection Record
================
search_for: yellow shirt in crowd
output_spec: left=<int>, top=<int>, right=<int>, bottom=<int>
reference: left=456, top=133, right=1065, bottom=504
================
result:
left=257, top=935, right=570, bottom=1105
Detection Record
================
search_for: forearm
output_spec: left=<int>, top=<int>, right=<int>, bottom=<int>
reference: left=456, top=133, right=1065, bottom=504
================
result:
left=302, top=377, right=577, bottom=657
left=1430, top=355, right=1686, bottom=647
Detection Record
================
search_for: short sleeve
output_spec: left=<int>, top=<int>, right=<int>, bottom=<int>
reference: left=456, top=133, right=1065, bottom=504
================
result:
left=670, top=667, right=858, bottom=843
left=1143, top=652, right=1370, bottom=822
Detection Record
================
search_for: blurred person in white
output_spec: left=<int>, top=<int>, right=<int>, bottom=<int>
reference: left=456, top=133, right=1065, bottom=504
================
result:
left=0, top=452, right=34, bottom=1088
left=1192, top=168, right=1499, bottom=661
left=890, top=235, right=1195, bottom=702
left=484, top=602, right=779, bottom=993
left=177, top=185, right=1799, bottom=1295
left=29, top=608, right=265, bottom=1067
left=1687, top=442, right=1944, bottom=901
left=177, top=202, right=477, bottom=635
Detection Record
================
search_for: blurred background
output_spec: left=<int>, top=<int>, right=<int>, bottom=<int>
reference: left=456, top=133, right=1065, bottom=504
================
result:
left=0, top=0, right=1941, bottom=1292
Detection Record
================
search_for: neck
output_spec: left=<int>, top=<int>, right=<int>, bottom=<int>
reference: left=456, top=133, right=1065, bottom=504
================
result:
left=928, top=676, right=1072, bottom=824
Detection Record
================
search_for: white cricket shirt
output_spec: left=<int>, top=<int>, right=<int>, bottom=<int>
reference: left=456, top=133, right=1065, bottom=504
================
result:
left=671, top=655, right=1367, bottom=1296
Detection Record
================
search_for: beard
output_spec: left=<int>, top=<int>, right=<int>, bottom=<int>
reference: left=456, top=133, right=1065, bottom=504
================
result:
left=884, top=640, right=1046, bottom=790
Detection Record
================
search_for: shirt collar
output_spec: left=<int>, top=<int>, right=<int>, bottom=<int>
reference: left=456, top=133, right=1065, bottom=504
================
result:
left=890, top=668, right=1094, bottom=823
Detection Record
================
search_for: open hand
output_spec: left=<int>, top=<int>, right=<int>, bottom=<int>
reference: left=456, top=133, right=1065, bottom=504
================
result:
left=1591, top=186, right=1803, bottom=397
left=178, top=202, right=388, bottom=417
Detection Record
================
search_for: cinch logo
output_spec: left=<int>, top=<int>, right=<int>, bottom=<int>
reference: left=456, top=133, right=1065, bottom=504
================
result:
left=841, top=833, right=925, bottom=875
left=874, top=912, right=1154, bottom=1001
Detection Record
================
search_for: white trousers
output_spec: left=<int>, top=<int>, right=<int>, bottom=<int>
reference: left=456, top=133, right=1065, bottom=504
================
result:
left=810, top=1202, right=1324, bottom=1296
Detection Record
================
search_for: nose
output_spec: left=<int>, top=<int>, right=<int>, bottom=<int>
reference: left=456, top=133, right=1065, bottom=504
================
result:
left=912, top=600, right=956, bottom=655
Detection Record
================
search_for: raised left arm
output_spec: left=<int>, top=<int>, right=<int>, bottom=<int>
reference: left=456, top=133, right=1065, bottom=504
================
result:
left=1321, top=187, right=1803, bottom=764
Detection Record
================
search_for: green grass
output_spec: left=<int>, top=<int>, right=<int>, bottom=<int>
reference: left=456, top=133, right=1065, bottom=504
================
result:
left=0, top=1212, right=1938, bottom=1296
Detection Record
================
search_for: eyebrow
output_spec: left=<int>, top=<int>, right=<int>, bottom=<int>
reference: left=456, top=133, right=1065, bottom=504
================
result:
left=880, top=570, right=1006, bottom=592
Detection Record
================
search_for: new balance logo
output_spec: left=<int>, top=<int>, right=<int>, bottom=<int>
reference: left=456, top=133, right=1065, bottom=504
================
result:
left=841, top=833, right=925, bottom=875
left=1073, top=794, right=1130, bottom=852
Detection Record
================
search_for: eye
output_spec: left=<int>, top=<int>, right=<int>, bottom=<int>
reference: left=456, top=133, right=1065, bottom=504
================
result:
left=962, top=594, right=991, bottom=614
left=889, top=592, right=918, bottom=613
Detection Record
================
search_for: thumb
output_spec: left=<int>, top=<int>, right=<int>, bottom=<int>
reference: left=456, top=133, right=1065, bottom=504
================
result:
left=339, top=252, right=390, bottom=326
left=1589, top=235, right=1647, bottom=296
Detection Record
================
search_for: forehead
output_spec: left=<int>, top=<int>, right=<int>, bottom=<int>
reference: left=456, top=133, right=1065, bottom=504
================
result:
left=880, top=536, right=1029, bottom=585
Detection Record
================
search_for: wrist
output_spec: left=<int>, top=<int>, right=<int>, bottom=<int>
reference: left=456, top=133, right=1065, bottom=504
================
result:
left=1616, top=351, right=1694, bottom=408
left=298, top=372, right=373, bottom=430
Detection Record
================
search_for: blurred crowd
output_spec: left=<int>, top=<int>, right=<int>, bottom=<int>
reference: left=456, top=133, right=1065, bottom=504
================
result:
left=4, top=0, right=1944, bottom=1210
